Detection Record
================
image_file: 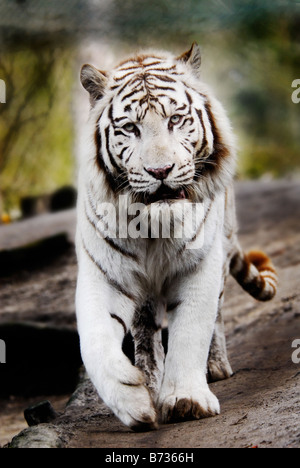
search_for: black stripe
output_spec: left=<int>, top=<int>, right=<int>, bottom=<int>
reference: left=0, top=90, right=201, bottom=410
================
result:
left=114, top=129, right=128, bottom=137
left=189, top=201, right=213, bottom=243
left=108, top=104, right=114, bottom=122
left=85, top=201, right=139, bottom=261
left=118, top=64, right=140, bottom=72
left=177, top=201, right=213, bottom=255
left=114, top=116, right=127, bottom=122
left=105, top=236, right=139, bottom=261
left=185, top=91, right=193, bottom=105
left=179, top=116, right=194, bottom=129
left=94, top=124, right=102, bottom=169
left=125, top=150, right=134, bottom=164
left=180, top=142, right=192, bottom=153
left=183, top=82, right=205, bottom=98
left=121, top=88, right=143, bottom=102
left=167, top=300, right=182, bottom=312
left=117, top=147, right=128, bottom=160
left=116, top=76, right=139, bottom=97
left=104, top=126, right=123, bottom=174
left=158, top=101, right=167, bottom=117
left=143, top=61, right=163, bottom=67
left=204, top=101, right=230, bottom=162
left=114, top=71, right=136, bottom=82
left=130, top=179, right=148, bottom=184
left=85, top=196, right=108, bottom=228
left=174, top=176, right=194, bottom=185
left=110, top=314, right=127, bottom=334
left=86, top=186, right=107, bottom=222
left=148, top=74, right=177, bottom=83
left=177, top=163, right=189, bottom=171
left=94, top=125, right=120, bottom=192
left=128, top=74, right=145, bottom=86
left=147, top=85, right=175, bottom=92
left=174, top=169, right=194, bottom=179
left=82, top=238, right=136, bottom=301
left=139, top=94, right=151, bottom=106
left=168, top=98, right=177, bottom=107
left=195, top=108, right=207, bottom=145
left=144, top=66, right=176, bottom=73
left=176, top=104, right=187, bottom=112
left=194, top=108, right=208, bottom=181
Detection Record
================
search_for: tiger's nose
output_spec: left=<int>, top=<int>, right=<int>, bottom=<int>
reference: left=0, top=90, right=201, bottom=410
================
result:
left=145, top=164, right=174, bottom=180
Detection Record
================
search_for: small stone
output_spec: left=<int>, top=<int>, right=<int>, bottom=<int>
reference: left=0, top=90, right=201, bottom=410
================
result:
left=24, top=400, right=58, bottom=427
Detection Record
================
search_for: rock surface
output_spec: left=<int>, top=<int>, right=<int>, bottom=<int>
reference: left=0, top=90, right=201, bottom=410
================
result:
left=1, top=180, right=300, bottom=448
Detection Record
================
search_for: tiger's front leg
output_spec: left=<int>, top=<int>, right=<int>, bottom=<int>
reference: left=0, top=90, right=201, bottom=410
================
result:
left=158, top=246, right=223, bottom=423
left=76, top=251, right=158, bottom=431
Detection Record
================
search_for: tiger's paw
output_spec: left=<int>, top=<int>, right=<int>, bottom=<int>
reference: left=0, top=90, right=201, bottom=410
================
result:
left=94, top=356, right=158, bottom=432
left=159, top=388, right=220, bottom=423
left=105, top=366, right=158, bottom=431
left=118, top=383, right=158, bottom=432
left=207, top=357, right=233, bottom=382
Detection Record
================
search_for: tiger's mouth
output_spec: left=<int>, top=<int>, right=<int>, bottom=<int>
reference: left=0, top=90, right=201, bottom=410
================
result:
left=144, top=185, right=187, bottom=205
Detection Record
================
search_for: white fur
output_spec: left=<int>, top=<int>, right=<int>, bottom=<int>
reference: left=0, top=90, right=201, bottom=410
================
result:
left=76, top=46, right=238, bottom=429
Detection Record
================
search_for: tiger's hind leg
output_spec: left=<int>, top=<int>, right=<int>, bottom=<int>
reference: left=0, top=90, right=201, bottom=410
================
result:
left=207, top=286, right=233, bottom=382
left=131, top=299, right=165, bottom=403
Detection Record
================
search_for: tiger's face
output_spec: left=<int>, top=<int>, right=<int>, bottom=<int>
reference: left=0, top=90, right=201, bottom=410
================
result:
left=110, top=75, right=212, bottom=204
left=81, top=44, right=235, bottom=204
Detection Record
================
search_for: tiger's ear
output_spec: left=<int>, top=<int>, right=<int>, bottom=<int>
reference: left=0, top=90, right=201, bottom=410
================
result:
left=80, top=64, right=108, bottom=106
left=177, top=42, right=201, bottom=77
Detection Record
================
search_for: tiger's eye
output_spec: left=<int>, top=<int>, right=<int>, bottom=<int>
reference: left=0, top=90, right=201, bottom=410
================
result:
left=123, top=122, right=136, bottom=132
left=169, top=114, right=182, bottom=125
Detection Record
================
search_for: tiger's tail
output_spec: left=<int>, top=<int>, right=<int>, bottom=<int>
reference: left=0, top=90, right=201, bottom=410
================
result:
left=230, top=248, right=278, bottom=302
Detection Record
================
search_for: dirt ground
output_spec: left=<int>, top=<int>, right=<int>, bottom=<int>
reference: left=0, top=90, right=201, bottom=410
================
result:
left=0, top=179, right=299, bottom=448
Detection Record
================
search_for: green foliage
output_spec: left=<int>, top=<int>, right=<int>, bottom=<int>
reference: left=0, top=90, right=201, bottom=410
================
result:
left=112, top=0, right=298, bottom=46
left=239, top=142, right=300, bottom=179
left=0, top=45, right=74, bottom=212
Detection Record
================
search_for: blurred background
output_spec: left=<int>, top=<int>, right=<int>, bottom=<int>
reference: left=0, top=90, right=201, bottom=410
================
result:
left=0, top=0, right=299, bottom=220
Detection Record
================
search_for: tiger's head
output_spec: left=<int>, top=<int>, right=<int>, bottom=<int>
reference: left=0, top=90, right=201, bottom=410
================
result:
left=80, top=43, right=236, bottom=205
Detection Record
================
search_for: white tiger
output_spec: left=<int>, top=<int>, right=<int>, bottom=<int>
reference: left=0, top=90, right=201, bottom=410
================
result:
left=76, top=43, right=277, bottom=431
